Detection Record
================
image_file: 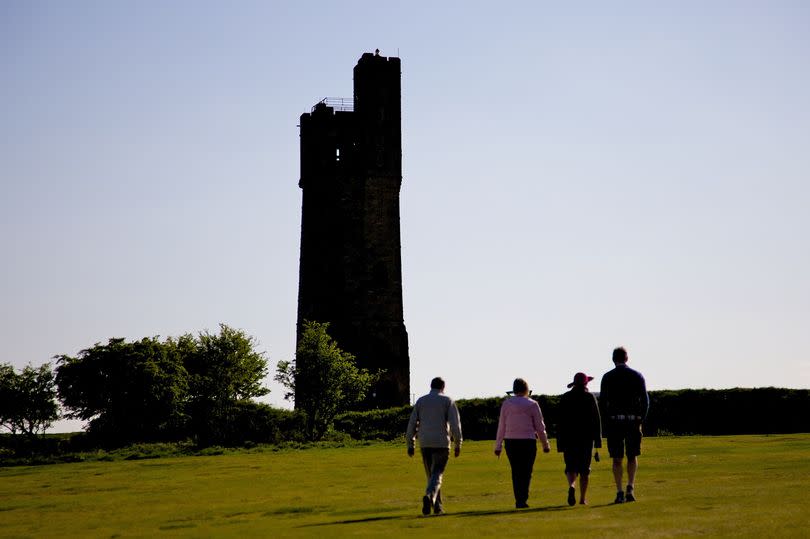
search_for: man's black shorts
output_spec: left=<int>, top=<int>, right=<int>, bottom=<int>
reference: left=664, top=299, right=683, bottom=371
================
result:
left=563, top=444, right=593, bottom=475
left=607, top=420, right=642, bottom=458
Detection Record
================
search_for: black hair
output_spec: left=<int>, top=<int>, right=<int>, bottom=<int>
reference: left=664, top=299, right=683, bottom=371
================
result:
left=612, top=347, right=628, bottom=364
left=430, top=377, right=445, bottom=390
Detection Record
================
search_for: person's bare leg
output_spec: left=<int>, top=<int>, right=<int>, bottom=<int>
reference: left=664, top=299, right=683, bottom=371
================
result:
left=565, top=471, right=576, bottom=488
left=579, top=474, right=589, bottom=504
left=612, top=458, right=623, bottom=492
left=624, top=455, right=638, bottom=501
left=626, top=456, right=638, bottom=487
left=565, top=471, right=577, bottom=506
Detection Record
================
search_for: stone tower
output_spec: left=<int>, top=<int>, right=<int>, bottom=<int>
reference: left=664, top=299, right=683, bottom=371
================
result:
left=296, top=52, right=409, bottom=408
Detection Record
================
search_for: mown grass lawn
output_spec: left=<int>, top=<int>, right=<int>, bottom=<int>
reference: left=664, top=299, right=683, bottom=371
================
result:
left=1, top=434, right=808, bottom=538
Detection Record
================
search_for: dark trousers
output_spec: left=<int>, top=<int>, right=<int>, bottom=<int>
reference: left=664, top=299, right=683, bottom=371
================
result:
left=421, top=447, right=449, bottom=505
left=505, top=439, right=537, bottom=505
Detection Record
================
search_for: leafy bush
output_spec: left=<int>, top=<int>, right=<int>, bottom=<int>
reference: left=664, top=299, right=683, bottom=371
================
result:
left=183, top=325, right=269, bottom=444
left=209, top=401, right=307, bottom=446
left=334, top=406, right=412, bottom=440
left=276, top=321, right=378, bottom=440
left=0, top=363, right=59, bottom=437
left=54, top=325, right=272, bottom=446
left=55, top=337, right=189, bottom=443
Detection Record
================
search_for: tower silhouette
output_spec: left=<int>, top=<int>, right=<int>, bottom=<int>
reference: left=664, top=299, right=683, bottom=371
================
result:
left=296, top=52, right=409, bottom=408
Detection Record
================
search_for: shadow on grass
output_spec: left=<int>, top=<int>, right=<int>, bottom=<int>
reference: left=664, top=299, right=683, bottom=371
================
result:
left=300, top=514, right=419, bottom=526
left=455, top=504, right=570, bottom=516
left=299, top=504, right=580, bottom=527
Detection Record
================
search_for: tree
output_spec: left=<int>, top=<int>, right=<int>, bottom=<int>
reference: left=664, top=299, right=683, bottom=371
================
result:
left=0, top=362, right=59, bottom=437
left=52, top=325, right=269, bottom=445
left=275, top=320, right=378, bottom=440
left=55, top=337, right=188, bottom=442
left=183, top=324, right=269, bottom=443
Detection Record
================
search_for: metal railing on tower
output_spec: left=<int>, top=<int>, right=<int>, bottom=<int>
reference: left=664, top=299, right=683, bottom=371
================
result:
left=312, top=97, right=353, bottom=112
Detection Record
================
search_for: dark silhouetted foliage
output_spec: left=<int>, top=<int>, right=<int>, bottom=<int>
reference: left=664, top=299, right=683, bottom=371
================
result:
left=328, top=389, right=810, bottom=442
left=0, top=363, right=59, bottom=437
left=276, top=320, right=379, bottom=440
left=182, top=325, right=269, bottom=445
left=55, top=337, right=188, bottom=444
left=54, top=325, right=272, bottom=446
left=644, top=388, right=810, bottom=436
left=455, top=396, right=561, bottom=440
left=210, top=401, right=307, bottom=446
left=334, top=406, right=412, bottom=440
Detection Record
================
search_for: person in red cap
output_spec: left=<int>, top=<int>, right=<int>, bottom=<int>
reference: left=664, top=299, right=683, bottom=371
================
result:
left=556, top=372, right=602, bottom=506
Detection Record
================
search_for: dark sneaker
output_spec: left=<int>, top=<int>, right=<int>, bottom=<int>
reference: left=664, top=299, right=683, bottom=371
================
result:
left=614, top=491, right=625, bottom=504
left=516, top=502, right=529, bottom=509
left=422, top=496, right=431, bottom=515
left=433, top=492, right=444, bottom=515
left=568, top=486, right=576, bottom=506
left=625, top=487, right=636, bottom=502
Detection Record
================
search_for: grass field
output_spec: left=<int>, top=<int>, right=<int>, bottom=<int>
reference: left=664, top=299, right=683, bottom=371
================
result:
left=1, top=434, right=808, bottom=538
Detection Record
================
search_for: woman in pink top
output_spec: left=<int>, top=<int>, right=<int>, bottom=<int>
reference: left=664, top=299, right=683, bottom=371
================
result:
left=494, top=378, right=551, bottom=508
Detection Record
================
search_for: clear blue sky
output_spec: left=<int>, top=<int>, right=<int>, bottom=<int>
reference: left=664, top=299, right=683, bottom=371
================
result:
left=2, top=1, right=808, bottom=432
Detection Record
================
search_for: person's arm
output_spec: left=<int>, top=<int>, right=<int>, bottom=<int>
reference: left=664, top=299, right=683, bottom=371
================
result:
left=599, top=374, right=609, bottom=419
left=639, top=373, right=650, bottom=420
left=533, top=402, right=550, bottom=452
left=448, top=400, right=462, bottom=456
left=405, top=402, right=419, bottom=455
left=494, top=400, right=507, bottom=455
left=591, top=392, right=602, bottom=448
left=556, top=396, right=567, bottom=453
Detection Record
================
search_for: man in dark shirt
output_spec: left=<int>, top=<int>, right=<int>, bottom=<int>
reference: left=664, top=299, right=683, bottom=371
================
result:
left=600, top=347, right=649, bottom=504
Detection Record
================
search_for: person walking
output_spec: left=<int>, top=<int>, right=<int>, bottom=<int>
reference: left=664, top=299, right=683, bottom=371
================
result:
left=600, top=347, right=649, bottom=504
left=406, top=377, right=463, bottom=515
left=557, top=372, right=602, bottom=506
left=494, top=378, right=551, bottom=508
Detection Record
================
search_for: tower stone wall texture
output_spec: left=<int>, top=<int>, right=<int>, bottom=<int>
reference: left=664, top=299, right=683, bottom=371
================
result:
left=297, top=52, right=409, bottom=408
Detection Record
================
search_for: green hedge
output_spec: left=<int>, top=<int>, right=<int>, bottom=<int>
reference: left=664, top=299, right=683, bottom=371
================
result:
left=334, top=396, right=558, bottom=441
left=4, top=388, right=807, bottom=463
left=205, top=401, right=307, bottom=445
left=333, top=406, right=412, bottom=440
left=332, top=388, right=810, bottom=441
left=1, top=403, right=307, bottom=462
left=645, top=388, right=810, bottom=436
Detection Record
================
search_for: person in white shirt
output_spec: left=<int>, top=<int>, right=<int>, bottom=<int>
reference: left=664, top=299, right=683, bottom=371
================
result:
left=406, top=377, right=463, bottom=515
